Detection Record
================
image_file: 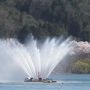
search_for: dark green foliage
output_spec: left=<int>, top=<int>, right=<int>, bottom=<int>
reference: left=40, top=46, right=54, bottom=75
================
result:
left=0, top=0, right=90, bottom=41
left=71, top=58, right=90, bottom=74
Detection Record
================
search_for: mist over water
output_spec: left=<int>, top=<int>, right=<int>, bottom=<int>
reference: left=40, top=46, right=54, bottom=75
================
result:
left=0, top=37, right=74, bottom=82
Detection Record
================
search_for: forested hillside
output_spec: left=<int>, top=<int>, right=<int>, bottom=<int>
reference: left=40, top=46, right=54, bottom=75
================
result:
left=0, top=0, right=90, bottom=42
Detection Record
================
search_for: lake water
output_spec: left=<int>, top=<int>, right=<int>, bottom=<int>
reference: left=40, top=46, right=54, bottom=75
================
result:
left=0, top=74, right=90, bottom=90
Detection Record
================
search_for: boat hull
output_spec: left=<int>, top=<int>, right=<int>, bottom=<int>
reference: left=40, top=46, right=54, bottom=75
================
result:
left=24, top=78, right=56, bottom=83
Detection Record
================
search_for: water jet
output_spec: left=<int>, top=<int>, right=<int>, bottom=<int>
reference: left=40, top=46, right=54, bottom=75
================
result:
left=0, top=36, right=74, bottom=82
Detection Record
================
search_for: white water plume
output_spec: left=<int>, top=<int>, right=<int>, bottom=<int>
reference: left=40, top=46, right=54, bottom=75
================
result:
left=0, top=37, right=74, bottom=80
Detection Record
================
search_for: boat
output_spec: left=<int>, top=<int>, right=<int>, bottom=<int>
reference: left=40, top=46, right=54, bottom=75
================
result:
left=24, top=77, right=56, bottom=83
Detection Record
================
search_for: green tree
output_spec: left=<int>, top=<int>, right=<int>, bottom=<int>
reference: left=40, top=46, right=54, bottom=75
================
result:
left=71, top=59, right=90, bottom=74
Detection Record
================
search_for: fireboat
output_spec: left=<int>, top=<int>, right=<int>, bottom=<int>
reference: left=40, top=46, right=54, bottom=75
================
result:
left=24, top=77, right=56, bottom=83
left=24, top=72, right=56, bottom=83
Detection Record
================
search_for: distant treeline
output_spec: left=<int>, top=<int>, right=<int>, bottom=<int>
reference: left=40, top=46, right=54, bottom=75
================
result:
left=0, top=0, right=90, bottom=42
left=55, top=57, right=90, bottom=74
left=71, top=58, right=90, bottom=74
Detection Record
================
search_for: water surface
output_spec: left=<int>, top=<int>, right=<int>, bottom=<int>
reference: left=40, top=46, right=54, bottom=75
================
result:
left=0, top=74, right=90, bottom=90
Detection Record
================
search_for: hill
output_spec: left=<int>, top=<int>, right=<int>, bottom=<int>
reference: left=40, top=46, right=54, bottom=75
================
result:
left=0, top=0, right=90, bottom=42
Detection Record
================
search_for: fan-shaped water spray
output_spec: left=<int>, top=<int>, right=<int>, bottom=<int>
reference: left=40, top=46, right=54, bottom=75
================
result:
left=0, top=37, right=74, bottom=81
